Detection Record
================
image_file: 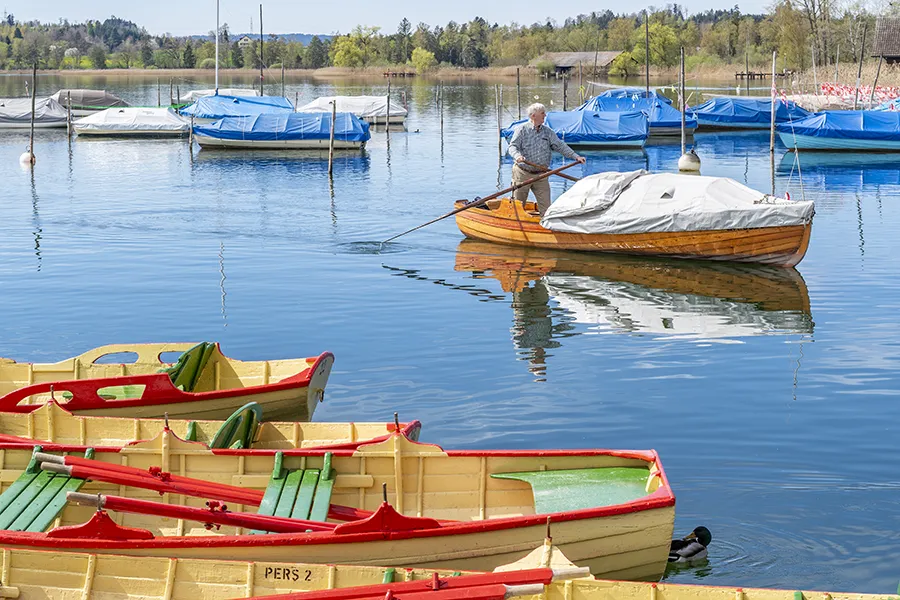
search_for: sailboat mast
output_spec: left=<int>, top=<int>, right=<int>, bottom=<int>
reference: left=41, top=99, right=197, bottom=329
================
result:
left=259, top=4, right=264, bottom=96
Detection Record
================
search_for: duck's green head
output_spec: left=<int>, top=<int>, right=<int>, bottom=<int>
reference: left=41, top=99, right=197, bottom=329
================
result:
left=685, top=526, right=712, bottom=547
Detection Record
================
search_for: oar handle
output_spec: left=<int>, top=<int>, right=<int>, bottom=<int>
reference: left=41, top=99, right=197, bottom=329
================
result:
left=520, top=159, right=580, bottom=183
left=381, top=160, right=582, bottom=244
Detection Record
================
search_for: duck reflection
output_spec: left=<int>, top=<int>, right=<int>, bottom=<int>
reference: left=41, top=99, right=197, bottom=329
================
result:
left=455, top=240, right=814, bottom=360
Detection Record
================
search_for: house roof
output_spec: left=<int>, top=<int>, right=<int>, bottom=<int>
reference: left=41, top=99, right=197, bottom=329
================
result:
left=529, top=51, right=623, bottom=68
left=873, top=17, right=900, bottom=57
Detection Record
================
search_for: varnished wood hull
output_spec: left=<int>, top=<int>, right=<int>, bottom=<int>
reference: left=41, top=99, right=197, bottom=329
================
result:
left=0, top=434, right=675, bottom=581
left=455, top=199, right=812, bottom=267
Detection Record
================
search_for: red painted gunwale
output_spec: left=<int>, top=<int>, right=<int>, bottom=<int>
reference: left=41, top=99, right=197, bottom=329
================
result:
left=0, top=437, right=675, bottom=551
left=0, top=350, right=334, bottom=413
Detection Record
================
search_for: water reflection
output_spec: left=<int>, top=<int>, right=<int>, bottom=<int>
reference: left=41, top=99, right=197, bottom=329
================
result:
left=29, top=167, right=42, bottom=272
left=191, top=148, right=371, bottom=177
left=454, top=240, right=814, bottom=344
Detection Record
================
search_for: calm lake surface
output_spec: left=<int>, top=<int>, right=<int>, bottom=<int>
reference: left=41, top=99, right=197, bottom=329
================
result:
left=2, top=73, right=899, bottom=592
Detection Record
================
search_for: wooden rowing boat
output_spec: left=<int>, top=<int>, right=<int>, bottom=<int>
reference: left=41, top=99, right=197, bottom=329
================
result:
left=455, top=199, right=812, bottom=267
left=0, top=401, right=421, bottom=451
left=0, top=432, right=675, bottom=581
left=0, top=342, right=333, bottom=421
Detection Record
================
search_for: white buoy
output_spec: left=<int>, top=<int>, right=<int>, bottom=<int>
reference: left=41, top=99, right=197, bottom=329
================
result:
left=19, top=151, right=35, bottom=166
left=678, top=147, right=701, bottom=172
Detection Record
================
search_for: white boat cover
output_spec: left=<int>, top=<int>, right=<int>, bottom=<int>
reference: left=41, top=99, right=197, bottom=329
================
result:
left=0, top=97, right=68, bottom=126
left=181, top=88, right=260, bottom=102
left=541, top=171, right=815, bottom=234
left=296, top=96, right=408, bottom=119
left=73, top=107, right=189, bottom=133
left=51, top=89, right=128, bottom=109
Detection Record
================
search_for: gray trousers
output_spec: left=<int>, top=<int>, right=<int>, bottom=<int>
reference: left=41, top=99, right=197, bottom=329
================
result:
left=512, top=164, right=551, bottom=215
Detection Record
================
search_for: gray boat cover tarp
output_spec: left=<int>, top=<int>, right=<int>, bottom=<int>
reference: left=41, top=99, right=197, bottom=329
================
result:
left=541, top=171, right=815, bottom=234
left=51, top=89, right=128, bottom=109
left=74, top=107, right=189, bottom=133
left=0, top=97, right=68, bottom=126
left=297, top=96, right=408, bottom=119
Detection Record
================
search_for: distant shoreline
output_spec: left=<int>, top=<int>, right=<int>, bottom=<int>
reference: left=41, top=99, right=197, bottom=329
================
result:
left=0, top=66, right=536, bottom=79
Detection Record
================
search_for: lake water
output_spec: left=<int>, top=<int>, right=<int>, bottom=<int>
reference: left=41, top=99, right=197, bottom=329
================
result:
left=2, top=73, right=899, bottom=593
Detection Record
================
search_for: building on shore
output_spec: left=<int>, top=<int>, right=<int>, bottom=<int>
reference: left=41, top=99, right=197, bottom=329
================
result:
left=529, top=51, right=623, bottom=77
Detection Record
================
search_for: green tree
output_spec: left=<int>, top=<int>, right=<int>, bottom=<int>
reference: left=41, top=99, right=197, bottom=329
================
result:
left=182, top=39, right=196, bottom=68
left=410, top=46, right=436, bottom=72
left=397, top=18, right=412, bottom=62
left=629, top=22, right=679, bottom=67
left=13, top=26, right=21, bottom=38
left=140, top=40, right=153, bottom=66
left=231, top=40, right=243, bottom=67
left=331, top=35, right=364, bottom=67
left=607, top=51, right=636, bottom=75
left=606, top=17, right=635, bottom=51
left=306, top=36, right=328, bottom=68
left=88, top=44, right=107, bottom=68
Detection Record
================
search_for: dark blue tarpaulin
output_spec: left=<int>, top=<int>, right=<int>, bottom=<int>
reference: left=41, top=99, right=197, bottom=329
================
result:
left=599, top=87, right=673, bottom=105
left=193, top=112, right=371, bottom=142
left=577, top=96, right=696, bottom=130
left=501, top=111, right=648, bottom=145
left=776, top=110, right=900, bottom=140
left=689, top=97, right=810, bottom=126
left=180, top=95, right=295, bottom=119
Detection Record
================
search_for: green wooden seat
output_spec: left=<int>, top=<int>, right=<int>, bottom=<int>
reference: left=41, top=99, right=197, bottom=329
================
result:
left=0, top=446, right=92, bottom=532
left=491, top=467, right=651, bottom=514
left=250, top=451, right=334, bottom=534
left=161, top=342, right=215, bottom=392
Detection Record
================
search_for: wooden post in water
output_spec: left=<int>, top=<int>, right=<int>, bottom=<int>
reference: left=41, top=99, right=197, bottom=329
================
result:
left=834, top=44, right=840, bottom=83
left=157, top=78, right=161, bottom=106
left=259, top=4, right=264, bottom=96
left=495, top=84, right=502, bottom=156
left=770, top=51, right=777, bottom=156
left=680, top=46, right=686, bottom=156
left=578, top=62, right=583, bottom=101
left=853, top=22, right=867, bottom=110
left=189, top=115, right=194, bottom=147
left=281, top=63, right=285, bottom=98
left=562, top=76, right=567, bottom=110
left=176, top=85, right=181, bottom=105
left=328, top=100, right=336, bottom=175
left=295, top=91, right=299, bottom=107
left=439, top=80, right=444, bottom=135
left=516, top=67, right=521, bottom=119
left=66, top=91, right=72, bottom=137
left=27, top=63, right=36, bottom=162
left=745, top=49, right=750, bottom=95
left=869, top=55, right=884, bottom=107
left=386, top=77, right=391, bottom=129
left=169, top=78, right=174, bottom=105
left=644, top=10, right=650, bottom=94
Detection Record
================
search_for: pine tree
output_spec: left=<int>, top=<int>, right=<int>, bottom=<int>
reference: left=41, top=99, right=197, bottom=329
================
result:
left=182, top=40, right=195, bottom=68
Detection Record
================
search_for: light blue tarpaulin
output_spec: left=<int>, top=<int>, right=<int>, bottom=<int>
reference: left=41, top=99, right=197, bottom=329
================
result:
left=776, top=110, right=900, bottom=141
left=180, top=95, right=294, bottom=119
left=501, top=111, right=648, bottom=145
left=193, top=112, right=371, bottom=142
left=689, top=97, right=810, bottom=127
left=577, top=96, right=696, bottom=130
left=599, top=88, right=673, bottom=105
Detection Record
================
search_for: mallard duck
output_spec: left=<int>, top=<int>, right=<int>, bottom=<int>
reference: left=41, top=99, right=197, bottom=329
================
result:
left=668, top=526, right=712, bottom=563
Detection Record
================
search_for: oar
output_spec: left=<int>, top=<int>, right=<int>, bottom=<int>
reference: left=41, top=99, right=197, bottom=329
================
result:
left=521, top=159, right=581, bottom=183
left=381, top=160, right=581, bottom=245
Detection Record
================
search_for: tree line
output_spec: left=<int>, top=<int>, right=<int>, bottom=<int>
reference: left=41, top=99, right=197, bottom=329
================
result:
left=0, top=4, right=880, bottom=74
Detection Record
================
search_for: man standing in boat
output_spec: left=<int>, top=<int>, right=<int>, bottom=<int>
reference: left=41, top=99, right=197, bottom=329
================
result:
left=508, top=103, right=586, bottom=216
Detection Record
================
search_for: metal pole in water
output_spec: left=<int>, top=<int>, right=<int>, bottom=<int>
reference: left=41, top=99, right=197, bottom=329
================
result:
left=680, top=47, right=686, bottom=156
left=215, top=0, right=220, bottom=92
left=853, top=22, right=867, bottom=110
left=66, top=91, right=72, bottom=137
left=439, top=80, right=444, bottom=135
left=495, top=84, right=502, bottom=156
left=386, top=77, right=391, bottom=130
left=644, top=10, right=650, bottom=94
left=259, top=4, right=264, bottom=96
left=328, top=100, right=336, bottom=175
left=770, top=51, right=777, bottom=155
left=516, top=67, right=521, bottom=119
left=870, top=55, right=883, bottom=107
left=22, top=62, right=37, bottom=165
left=677, top=46, right=699, bottom=173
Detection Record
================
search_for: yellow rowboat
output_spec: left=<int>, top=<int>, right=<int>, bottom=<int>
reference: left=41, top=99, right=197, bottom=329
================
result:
left=0, top=342, right=333, bottom=421
left=455, top=199, right=812, bottom=267
left=0, top=433, right=675, bottom=581
left=0, top=401, right=421, bottom=451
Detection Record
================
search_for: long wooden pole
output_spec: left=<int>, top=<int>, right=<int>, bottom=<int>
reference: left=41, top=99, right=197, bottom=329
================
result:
left=281, top=63, right=285, bottom=98
left=495, top=84, right=501, bottom=156
left=215, top=0, right=220, bottom=92
left=328, top=100, right=336, bottom=175
left=157, top=78, right=161, bottom=106
left=28, top=63, right=36, bottom=160
left=853, top=22, right=868, bottom=110
left=66, top=91, right=72, bottom=137
left=386, top=77, right=391, bottom=128
left=769, top=51, right=777, bottom=155
left=381, top=161, right=581, bottom=244
left=834, top=44, right=840, bottom=83
left=521, top=159, right=579, bottom=182
left=562, top=77, right=567, bottom=110
left=869, top=55, right=883, bottom=107
left=745, top=49, right=750, bottom=95
left=644, top=11, right=650, bottom=94
left=516, top=68, right=521, bottom=118
left=259, top=4, right=264, bottom=96
left=680, top=46, right=686, bottom=155
left=811, top=46, right=819, bottom=98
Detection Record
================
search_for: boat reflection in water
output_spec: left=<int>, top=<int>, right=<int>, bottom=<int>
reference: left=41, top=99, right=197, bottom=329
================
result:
left=455, top=240, right=814, bottom=377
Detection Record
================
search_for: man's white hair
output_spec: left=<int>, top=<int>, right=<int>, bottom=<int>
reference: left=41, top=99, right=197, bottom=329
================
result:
left=527, top=103, right=546, bottom=118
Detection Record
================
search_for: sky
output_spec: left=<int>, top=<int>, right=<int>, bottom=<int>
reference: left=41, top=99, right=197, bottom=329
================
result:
left=3, top=0, right=769, bottom=37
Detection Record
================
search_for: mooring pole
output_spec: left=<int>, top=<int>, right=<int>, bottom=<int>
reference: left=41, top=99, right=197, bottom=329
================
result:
left=770, top=51, right=777, bottom=156
left=328, top=100, right=336, bottom=175
left=680, top=46, right=686, bottom=156
left=853, top=22, right=868, bottom=110
left=259, top=4, right=264, bottom=96
left=281, top=63, right=285, bottom=98
left=386, top=77, right=391, bottom=129
left=66, top=91, right=72, bottom=137
left=516, top=67, right=521, bottom=119
left=870, top=55, right=884, bottom=107
left=157, top=78, right=161, bottom=106
left=28, top=62, right=36, bottom=161
left=563, top=76, right=567, bottom=110
left=644, top=10, right=650, bottom=94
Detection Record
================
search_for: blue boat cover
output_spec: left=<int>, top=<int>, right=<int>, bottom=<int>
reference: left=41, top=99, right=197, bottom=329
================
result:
left=775, top=110, right=900, bottom=141
left=193, top=112, right=371, bottom=142
left=598, top=87, right=673, bottom=105
left=577, top=96, right=696, bottom=129
left=180, top=95, right=294, bottom=119
left=501, top=111, right=648, bottom=145
left=689, top=97, right=810, bottom=126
